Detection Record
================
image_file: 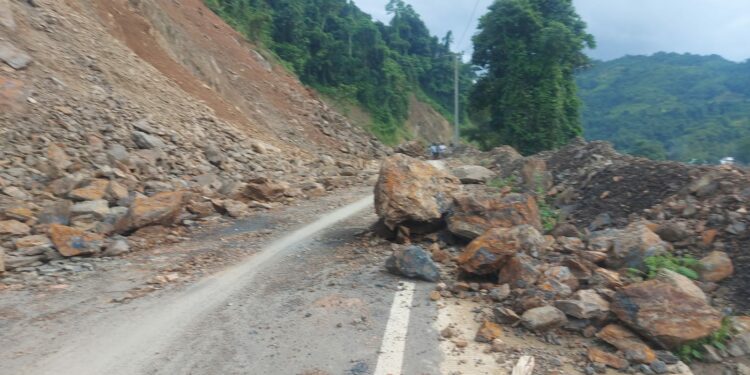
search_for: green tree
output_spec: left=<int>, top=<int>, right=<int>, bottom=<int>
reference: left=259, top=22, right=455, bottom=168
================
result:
left=469, top=0, right=594, bottom=154
left=204, top=0, right=474, bottom=144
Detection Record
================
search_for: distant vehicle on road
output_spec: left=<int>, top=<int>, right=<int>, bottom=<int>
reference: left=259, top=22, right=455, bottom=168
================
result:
left=720, top=156, right=736, bottom=165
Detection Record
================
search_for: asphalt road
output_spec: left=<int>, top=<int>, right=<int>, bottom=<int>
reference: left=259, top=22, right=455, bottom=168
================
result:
left=3, top=192, right=442, bottom=375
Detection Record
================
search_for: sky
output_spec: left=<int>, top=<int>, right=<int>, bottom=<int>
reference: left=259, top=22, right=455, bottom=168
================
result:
left=352, top=0, right=750, bottom=62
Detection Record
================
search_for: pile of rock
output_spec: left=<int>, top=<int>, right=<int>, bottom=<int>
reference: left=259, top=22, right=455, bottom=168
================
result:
left=0, top=2, right=386, bottom=277
left=374, top=151, right=749, bottom=373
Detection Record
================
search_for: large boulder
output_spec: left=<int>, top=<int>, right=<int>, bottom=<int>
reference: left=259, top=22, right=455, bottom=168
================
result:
left=374, top=154, right=460, bottom=230
left=597, top=222, right=670, bottom=270
left=385, top=245, right=440, bottom=282
left=451, top=165, right=495, bottom=184
left=489, top=146, right=523, bottom=176
left=610, top=279, right=723, bottom=349
left=457, top=225, right=544, bottom=275
left=115, top=191, right=184, bottom=233
left=244, top=177, right=290, bottom=202
left=447, top=190, right=541, bottom=239
left=49, top=224, right=104, bottom=257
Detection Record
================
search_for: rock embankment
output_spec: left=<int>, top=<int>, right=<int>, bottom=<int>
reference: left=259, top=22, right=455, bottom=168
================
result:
left=375, top=142, right=750, bottom=374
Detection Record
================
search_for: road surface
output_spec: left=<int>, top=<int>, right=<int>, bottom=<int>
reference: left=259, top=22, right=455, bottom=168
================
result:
left=0, top=187, right=443, bottom=375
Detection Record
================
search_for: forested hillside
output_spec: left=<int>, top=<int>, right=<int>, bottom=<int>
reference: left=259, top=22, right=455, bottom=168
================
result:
left=578, top=53, right=750, bottom=164
left=204, top=0, right=474, bottom=144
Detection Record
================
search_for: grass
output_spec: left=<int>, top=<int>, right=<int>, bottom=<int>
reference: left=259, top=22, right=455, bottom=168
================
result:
left=534, top=175, right=558, bottom=233
left=487, top=175, right=519, bottom=191
left=628, top=254, right=702, bottom=280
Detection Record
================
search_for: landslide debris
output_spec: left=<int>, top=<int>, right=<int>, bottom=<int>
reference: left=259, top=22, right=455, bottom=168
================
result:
left=373, top=139, right=750, bottom=374
left=0, top=0, right=386, bottom=282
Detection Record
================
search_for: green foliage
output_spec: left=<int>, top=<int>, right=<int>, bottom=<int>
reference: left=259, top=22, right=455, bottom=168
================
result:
left=577, top=53, right=750, bottom=164
left=468, top=0, right=594, bottom=154
left=204, top=0, right=474, bottom=143
left=677, top=317, right=734, bottom=363
left=643, top=254, right=701, bottom=280
left=487, top=175, right=519, bottom=191
left=535, top=177, right=557, bottom=233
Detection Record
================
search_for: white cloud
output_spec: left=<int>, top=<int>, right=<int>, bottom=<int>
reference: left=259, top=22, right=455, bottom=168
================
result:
left=354, top=0, right=750, bottom=62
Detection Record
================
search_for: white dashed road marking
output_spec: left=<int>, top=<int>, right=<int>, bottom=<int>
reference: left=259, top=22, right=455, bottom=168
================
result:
left=373, top=282, right=417, bottom=375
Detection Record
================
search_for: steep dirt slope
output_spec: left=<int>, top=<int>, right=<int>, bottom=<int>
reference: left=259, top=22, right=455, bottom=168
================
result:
left=0, top=0, right=386, bottom=276
left=406, top=95, right=455, bottom=144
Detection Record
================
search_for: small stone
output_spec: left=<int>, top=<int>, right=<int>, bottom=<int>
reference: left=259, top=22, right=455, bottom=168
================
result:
left=489, top=284, right=511, bottom=302
left=0, top=41, right=32, bottom=69
left=385, top=245, right=440, bottom=282
left=475, top=321, right=503, bottom=343
left=649, top=360, right=668, bottom=374
left=521, top=305, right=567, bottom=331
left=69, top=179, right=109, bottom=201
left=429, top=290, right=441, bottom=301
left=596, top=324, right=656, bottom=364
left=103, top=239, right=130, bottom=256
left=4, top=207, right=34, bottom=221
left=452, top=339, right=468, bottom=348
left=587, top=347, right=628, bottom=370
left=490, top=338, right=505, bottom=352
left=132, top=131, right=166, bottom=149
left=3, top=186, right=29, bottom=200
left=0, top=220, right=30, bottom=236
left=71, top=199, right=110, bottom=219
left=698, top=251, right=733, bottom=282
left=441, top=327, right=456, bottom=338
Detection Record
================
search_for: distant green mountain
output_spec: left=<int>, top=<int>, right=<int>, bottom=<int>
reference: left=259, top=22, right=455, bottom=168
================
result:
left=577, top=52, right=750, bottom=164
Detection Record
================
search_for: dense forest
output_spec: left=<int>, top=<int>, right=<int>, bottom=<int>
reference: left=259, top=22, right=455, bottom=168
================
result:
left=467, top=0, right=594, bottom=155
left=204, top=0, right=474, bottom=144
left=577, top=53, right=750, bottom=164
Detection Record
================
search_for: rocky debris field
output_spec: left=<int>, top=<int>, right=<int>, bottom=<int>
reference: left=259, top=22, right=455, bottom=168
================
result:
left=0, top=0, right=388, bottom=283
left=376, top=140, right=750, bottom=374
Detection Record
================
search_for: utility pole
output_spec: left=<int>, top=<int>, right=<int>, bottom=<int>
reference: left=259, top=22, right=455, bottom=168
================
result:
left=453, top=52, right=461, bottom=145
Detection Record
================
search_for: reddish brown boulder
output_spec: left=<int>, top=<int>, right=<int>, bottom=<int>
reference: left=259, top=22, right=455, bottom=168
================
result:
left=69, top=179, right=110, bottom=201
left=596, top=324, right=656, bottom=364
left=116, top=191, right=184, bottom=233
left=244, top=177, right=290, bottom=202
left=457, top=225, right=544, bottom=275
left=699, top=251, right=733, bottom=282
left=588, top=348, right=628, bottom=370
left=374, top=154, right=461, bottom=230
left=610, top=280, right=722, bottom=349
left=447, top=190, right=541, bottom=239
left=49, top=224, right=104, bottom=257
left=498, top=254, right=540, bottom=289
left=475, top=321, right=503, bottom=343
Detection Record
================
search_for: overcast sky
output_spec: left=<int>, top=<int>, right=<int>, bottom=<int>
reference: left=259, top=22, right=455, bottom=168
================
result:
left=353, top=0, right=750, bottom=62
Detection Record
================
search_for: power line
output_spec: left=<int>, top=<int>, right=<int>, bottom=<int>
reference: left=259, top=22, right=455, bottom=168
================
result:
left=456, top=0, right=482, bottom=52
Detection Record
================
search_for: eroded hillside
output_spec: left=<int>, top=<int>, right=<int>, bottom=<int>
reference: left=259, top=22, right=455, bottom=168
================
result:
left=0, top=0, right=386, bottom=271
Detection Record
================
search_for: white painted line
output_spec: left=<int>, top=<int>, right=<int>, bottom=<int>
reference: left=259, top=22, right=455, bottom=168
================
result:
left=373, top=282, right=416, bottom=375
